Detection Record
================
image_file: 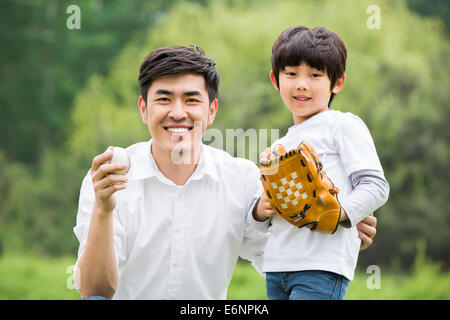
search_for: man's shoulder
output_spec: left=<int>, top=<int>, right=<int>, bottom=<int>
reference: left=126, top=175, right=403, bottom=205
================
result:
left=124, top=140, right=149, bottom=156
left=203, top=144, right=259, bottom=175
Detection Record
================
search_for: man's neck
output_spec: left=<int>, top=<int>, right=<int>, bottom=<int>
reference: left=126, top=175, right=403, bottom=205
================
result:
left=150, top=143, right=201, bottom=186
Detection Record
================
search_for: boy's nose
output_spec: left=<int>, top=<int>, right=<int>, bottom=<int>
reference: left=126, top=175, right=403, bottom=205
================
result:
left=295, top=78, right=309, bottom=91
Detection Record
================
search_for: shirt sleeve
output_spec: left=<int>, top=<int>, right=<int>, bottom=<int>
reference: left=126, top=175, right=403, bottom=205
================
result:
left=340, top=169, right=390, bottom=227
left=333, top=114, right=389, bottom=226
left=73, top=171, right=127, bottom=287
left=239, top=162, right=270, bottom=276
left=333, top=114, right=384, bottom=176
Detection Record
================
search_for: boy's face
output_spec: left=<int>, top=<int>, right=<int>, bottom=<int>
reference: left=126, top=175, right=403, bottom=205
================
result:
left=138, top=72, right=218, bottom=162
left=270, top=62, right=345, bottom=124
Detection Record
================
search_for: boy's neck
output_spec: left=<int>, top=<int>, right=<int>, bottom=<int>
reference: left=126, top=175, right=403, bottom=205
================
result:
left=293, top=108, right=329, bottom=125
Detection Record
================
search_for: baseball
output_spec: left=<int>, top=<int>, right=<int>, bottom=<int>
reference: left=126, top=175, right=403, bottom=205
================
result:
left=107, top=147, right=131, bottom=175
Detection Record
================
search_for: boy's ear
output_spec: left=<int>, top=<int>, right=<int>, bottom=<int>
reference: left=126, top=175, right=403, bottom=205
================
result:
left=332, top=74, right=346, bottom=94
left=269, top=70, right=279, bottom=91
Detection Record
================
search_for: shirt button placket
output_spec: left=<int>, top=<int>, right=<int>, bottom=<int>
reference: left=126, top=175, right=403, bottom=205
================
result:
left=167, top=196, right=184, bottom=299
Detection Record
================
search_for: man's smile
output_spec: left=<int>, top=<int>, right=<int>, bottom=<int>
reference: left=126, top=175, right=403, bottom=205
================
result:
left=164, top=124, right=193, bottom=136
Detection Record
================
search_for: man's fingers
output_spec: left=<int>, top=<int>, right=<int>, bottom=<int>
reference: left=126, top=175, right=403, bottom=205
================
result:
left=92, top=163, right=128, bottom=182
left=94, top=173, right=128, bottom=191
left=359, top=219, right=377, bottom=238
left=359, top=230, right=373, bottom=251
left=365, top=214, right=377, bottom=228
left=97, top=183, right=127, bottom=200
left=91, top=147, right=114, bottom=174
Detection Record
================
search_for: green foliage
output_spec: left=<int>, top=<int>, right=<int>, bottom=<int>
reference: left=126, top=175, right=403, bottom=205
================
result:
left=0, top=0, right=448, bottom=270
left=71, top=0, right=450, bottom=267
left=0, top=0, right=181, bottom=164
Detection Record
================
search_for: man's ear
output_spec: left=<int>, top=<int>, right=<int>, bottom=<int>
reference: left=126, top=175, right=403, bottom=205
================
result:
left=207, top=98, right=218, bottom=125
left=332, top=74, right=346, bottom=94
left=269, top=70, right=279, bottom=91
left=138, top=95, right=148, bottom=124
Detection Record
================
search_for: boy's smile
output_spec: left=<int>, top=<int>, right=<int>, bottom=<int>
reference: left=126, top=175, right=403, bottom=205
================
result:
left=293, top=94, right=312, bottom=104
left=271, top=62, right=345, bottom=124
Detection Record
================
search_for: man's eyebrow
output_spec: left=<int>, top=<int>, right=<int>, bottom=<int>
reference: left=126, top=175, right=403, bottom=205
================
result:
left=155, top=89, right=173, bottom=95
left=184, top=90, right=202, bottom=96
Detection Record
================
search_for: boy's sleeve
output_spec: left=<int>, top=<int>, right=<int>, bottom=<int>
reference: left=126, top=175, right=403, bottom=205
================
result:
left=333, top=114, right=389, bottom=226
left=341, top=169, right=389, bottom=226
left=333, top=114, right=383, bottom=176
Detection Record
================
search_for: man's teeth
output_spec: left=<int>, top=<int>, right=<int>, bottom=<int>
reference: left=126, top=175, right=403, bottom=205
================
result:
left=167, top=127, right=190, bottom=133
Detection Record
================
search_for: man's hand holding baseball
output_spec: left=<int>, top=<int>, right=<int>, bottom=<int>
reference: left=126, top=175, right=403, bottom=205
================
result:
left=91, top=147, right=128, bottom=214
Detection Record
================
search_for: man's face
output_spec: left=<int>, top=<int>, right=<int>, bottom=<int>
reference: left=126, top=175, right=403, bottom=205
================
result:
left=139, top=72, right=217, bottom=162
left=271, top=62, right=345, bottom=124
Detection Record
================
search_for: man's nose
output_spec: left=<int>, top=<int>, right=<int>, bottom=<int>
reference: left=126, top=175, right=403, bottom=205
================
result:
left=168, top=99, right=187, bottom=120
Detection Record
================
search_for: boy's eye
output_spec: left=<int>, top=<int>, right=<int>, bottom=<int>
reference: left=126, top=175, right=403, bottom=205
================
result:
left=285, top=71, right=296, bottom=76
left=311, top=73, right=322, bottom=78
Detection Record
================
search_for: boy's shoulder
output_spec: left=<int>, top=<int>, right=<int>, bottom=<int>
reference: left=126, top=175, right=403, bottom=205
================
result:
left=272, top=109, right=371, bottom=151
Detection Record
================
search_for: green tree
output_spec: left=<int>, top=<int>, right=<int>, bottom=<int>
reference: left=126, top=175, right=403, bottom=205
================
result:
left=2, top=0, right=448, bottom=269
left=0, top=0, right=181, bottom=165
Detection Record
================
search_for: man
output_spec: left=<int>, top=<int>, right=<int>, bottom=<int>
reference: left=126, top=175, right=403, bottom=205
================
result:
left=73, top=45, right=377, bottom=299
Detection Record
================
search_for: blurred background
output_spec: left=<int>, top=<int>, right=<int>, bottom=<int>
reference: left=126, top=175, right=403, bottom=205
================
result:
left=0, top=0, right=448, bottom=299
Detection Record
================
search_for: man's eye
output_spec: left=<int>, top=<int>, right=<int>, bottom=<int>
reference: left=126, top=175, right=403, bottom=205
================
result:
left=186, top=98, right=200, bottom=103
left=157, top=97, right=170, bottom=102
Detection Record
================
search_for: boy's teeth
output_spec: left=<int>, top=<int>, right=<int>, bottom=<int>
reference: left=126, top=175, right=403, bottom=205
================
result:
left=167, top=127, right=189, bottom=133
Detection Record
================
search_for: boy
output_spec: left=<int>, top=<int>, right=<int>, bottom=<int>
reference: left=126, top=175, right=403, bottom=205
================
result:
left=253, top=26, right=389, bottom=300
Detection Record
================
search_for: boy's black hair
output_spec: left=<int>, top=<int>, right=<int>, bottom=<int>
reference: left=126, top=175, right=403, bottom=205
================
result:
left=271, top=26, right=347, bottom=107
left=138, top=44, right=220, bottom=105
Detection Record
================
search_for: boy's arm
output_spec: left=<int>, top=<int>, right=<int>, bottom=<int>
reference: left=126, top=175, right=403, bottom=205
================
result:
left=333, top=114, right=389, bottom=227
left=339, top=169, right=389, bottom=227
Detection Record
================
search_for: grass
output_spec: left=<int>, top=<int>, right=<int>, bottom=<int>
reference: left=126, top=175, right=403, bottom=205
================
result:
left=0, top=253, right=80, bottom=300
left=227, top=253, right=450, bottom=300
left=0, top=251, right=448, bottom=300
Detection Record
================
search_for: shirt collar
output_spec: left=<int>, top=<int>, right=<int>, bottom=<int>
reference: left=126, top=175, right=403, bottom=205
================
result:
left=128, top=139, right=219, bottom=183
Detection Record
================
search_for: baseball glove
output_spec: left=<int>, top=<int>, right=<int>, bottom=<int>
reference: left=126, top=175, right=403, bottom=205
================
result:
left=260, top=141, right=341, bottom=234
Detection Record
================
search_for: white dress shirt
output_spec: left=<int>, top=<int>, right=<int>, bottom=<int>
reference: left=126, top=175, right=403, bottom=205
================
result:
left=73, top=140, right=268, bottom=300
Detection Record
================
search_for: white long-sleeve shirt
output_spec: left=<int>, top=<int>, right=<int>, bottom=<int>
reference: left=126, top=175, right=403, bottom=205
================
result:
left=262, top=110, right=389, bottom=280
left=74, top=140, right=269, bottom=299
